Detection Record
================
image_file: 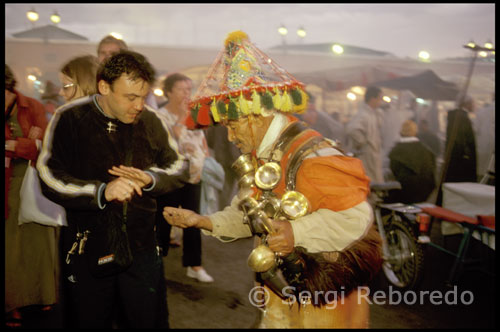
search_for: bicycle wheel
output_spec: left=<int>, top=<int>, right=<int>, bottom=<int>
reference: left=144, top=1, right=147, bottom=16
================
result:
left=382, top=213, right=425, bottom=290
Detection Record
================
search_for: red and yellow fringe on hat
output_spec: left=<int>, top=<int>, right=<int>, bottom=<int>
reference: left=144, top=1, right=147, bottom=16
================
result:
left=186, top=30, right=308, bottom=129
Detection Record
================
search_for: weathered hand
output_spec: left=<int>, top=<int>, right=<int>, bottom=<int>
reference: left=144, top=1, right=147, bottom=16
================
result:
left=108, top=165, right=152, bottom=192
left=163, top=207, right=201, bottom=229
left=104, top=176, right=142, bottom=202
left=267, top=219, right=295, bottom=256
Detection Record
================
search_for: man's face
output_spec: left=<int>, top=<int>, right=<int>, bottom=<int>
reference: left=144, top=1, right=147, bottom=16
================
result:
left=98, top=42, right=122, bottom=63
left=166, top=79, right=192, bottom=109
left=99, top=73, right=150, bottom=124
left=226, top=115, right=270, bottom=154
left=226, top=117, right=258, bottom=154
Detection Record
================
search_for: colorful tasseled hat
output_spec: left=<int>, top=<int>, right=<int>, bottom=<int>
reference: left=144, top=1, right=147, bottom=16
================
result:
left=186, top=30, right=308, bottom=129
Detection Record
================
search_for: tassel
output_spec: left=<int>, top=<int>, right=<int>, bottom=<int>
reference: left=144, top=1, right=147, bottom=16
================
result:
left=290, top=88, right=302, bottom=105
left=239, top=92, right=249, bottom=115
left=261, top=91, right=274, bottom=110
left=228, top=99, right=239, bottom=120
left=210, top=98, right=220, bottom=122
left=252, top=90, right=261, bottom=114
left=197, top=103, right=211, bottom=126
left=190, top=105, right=199, bottom=125
left=272, top=88, right=282, bottom=110
left=185, top=113, right=196, bottom=129
left=216, top=100, right=227, bottom=116
left=281, top=90, right=292, bottom=112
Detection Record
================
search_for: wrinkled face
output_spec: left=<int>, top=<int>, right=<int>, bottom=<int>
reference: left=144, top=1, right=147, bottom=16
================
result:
left=58, top=72, right=83, bottom=102
left=166, top=79, right=192, bottom=109
left=226, top=115, right=269, bottom=154
left=98, top=73, right=150, bottom=124
left=98, top=42, right=122, bottom=63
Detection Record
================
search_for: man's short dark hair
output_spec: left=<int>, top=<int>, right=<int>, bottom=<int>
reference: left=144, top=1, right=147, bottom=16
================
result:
left=365, top=86, right=381, bottom=103
left=5, top=64, right=17, bottom=92
left=96, top=50, right=156, bottom=89
left=162, top=73, right=191, bottom=94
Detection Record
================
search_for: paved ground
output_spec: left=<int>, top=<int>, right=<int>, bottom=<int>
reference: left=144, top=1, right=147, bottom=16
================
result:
left=9, top=221, right=495, bottom=329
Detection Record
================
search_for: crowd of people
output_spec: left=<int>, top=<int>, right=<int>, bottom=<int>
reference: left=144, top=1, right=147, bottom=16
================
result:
left=5, top=30, right=494, bottom=328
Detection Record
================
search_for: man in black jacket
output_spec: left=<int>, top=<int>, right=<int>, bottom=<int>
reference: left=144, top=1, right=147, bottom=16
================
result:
left=37, top=50, right=189, bottom=328
left=389, top=120, right=436, bottom=203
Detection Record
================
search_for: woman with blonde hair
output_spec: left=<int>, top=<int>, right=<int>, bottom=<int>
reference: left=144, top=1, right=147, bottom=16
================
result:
left=59, top=55, right=99, bottom=102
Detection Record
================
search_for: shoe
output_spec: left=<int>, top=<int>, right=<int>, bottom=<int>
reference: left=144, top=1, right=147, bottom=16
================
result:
left=186, top=266, right=214, bottom=283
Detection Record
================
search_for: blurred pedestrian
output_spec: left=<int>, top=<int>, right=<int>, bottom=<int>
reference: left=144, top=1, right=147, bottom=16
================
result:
left=473, top=93, right=495, bottom=182
left=443, top=95, right=477, bottom=183
left=297, top=93, right=346, bottom=146
left=41, top=80, right=62, bottom=120
left=345, top=86, right=384, bottom=183
left=155, top=73, right=214, bottom=282
left=58, top=55, right=99, bottom=102
left=417, top=118, right=441, bottom=159
left=5, top=64, right=58, bottom=328
left=388, top=120, right=436, bottom=203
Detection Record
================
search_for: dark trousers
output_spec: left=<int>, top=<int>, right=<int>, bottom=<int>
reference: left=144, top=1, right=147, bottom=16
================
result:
left=63, top=248, right=168, bottom=328
left=156, top=182, right=202, bottom=266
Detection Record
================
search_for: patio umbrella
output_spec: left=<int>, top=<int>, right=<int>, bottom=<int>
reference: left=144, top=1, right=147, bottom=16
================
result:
left=11, top=24, right=88, bottom=41
left=372, top=69, right=460, bottom=101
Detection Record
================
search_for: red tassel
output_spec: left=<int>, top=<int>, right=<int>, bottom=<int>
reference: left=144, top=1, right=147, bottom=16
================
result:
left=185, top=113, right=196, bottom=129
left=197, top=103, right=211, bottom=126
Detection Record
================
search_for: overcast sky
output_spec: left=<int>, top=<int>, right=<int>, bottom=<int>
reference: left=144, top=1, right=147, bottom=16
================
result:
left=5, top=3, right=496, bottom=60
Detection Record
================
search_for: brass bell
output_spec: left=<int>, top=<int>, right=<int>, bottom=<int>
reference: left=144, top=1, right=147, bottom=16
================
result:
left=247, top=244, right=276, bottom=272
left=254, top=162, right=282, bottom=190
left=280, top=191, right=310, bottom=219
left=232, top=154, right=254, bottom=177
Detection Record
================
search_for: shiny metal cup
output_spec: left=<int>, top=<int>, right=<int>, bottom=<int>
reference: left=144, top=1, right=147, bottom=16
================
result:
left=280, top=190, right=310, bottom=219
left=254, top=162, right=282, bottom=190
left=232, top=154, right=254, bottom=177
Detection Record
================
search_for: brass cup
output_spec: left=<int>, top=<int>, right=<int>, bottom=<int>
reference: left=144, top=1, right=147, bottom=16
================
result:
left=238, top=173, right=255, bottom=191
left=254, top=162, right=282, bottom=190
left=232, top=154, right=254, bottom=177
left=280, top=191, right=310, bottom=219
left=247, top=244, right=276, bottom=272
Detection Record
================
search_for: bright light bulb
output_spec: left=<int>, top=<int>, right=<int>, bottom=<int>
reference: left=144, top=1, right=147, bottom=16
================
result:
left=28, top=75, right=37, bottom=81
left=297, top=27, right=306, bottom=38
left=27, top=9, right=39, bottom=22
left=278, top=26, right=288, bottom=36
left=351, top=86, right=364, bottom=95
left=418, top=50, right=430, bottom=61
left=467, top=41, right=476, bottom=48
left=50, top=12, right=61, bottom=24
left=332, top=44, right=344, bottom=54
left=153, top=88, right=164, bottom=96
left=383, top=96, right=391, bottom=103
left=484, top=42, right=493, bottom=49
left=479, top=51, right=488, bottom=57
left=347, top=92, right=356, bottom=101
